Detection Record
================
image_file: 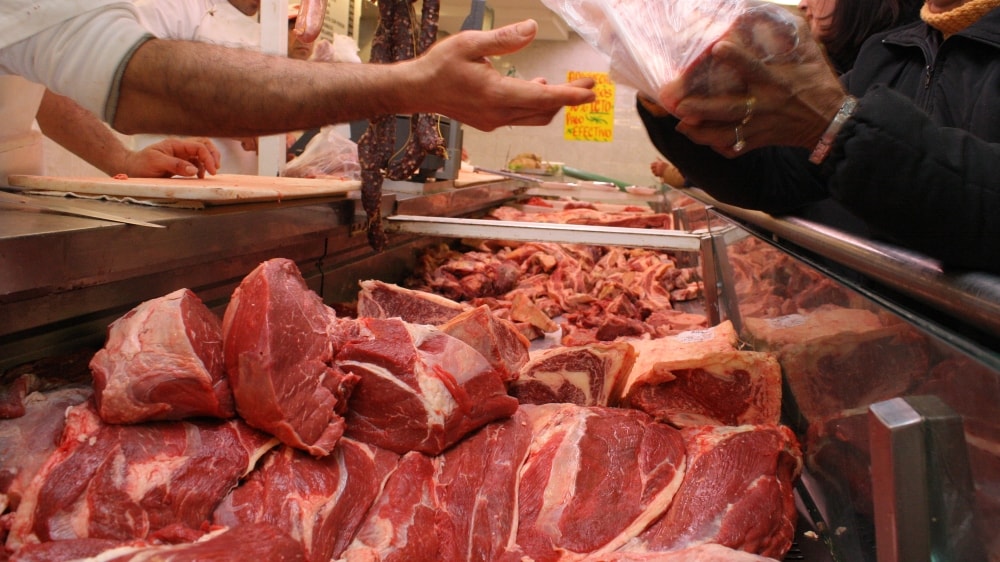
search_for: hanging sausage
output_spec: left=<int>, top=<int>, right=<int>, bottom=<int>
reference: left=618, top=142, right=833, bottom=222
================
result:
left=358, top=0, right=443, bottom=252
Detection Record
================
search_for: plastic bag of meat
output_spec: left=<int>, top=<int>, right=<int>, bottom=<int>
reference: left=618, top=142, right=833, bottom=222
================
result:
left=284, top=127, right=361, bottom=180
left=540, top=0, right=802, bottom=100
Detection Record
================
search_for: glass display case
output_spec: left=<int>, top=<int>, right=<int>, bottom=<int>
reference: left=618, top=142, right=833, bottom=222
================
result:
left=1, top=179, right=997, bottom=561
left=693, top=194, right=999, bottom=562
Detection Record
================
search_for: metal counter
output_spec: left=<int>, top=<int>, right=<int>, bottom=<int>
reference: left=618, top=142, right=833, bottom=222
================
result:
left=2, top=179, right=999, bottom=561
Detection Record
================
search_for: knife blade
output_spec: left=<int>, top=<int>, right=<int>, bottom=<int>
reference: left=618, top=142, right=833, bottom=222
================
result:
left=0, top=190, right=166, bottom=228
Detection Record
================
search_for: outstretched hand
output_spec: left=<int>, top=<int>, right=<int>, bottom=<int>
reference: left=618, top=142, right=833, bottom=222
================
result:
left=413, top=20, right=597, bottom=131
left=657, top=19, right=847, bottom=158
left=123, top=137, right=222, bottom=178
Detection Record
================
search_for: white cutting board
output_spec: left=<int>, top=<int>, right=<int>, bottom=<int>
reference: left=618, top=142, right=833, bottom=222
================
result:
left=6, top=174, right=361, bottom=205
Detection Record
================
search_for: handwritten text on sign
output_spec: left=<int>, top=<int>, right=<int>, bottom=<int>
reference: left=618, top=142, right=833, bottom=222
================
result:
left=565, top=71, right=614, bottom=142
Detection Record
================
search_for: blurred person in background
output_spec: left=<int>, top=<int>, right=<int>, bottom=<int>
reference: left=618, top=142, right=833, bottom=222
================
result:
left=799, top=0, right=923, bottom=73
left=650, top=157, right=686, bottom=187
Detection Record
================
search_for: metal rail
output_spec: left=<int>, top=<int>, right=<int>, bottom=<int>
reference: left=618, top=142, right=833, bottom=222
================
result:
left=386, top=215, right=706, bottom=252
left=683, top=190, right=1000, bottom=340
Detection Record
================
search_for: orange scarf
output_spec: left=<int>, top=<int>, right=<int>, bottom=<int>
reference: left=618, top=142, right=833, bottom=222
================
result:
left=921, top=0, right=1000, bottom=36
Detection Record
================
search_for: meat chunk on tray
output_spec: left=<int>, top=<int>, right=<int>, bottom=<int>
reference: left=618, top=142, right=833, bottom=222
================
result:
left=357, top=279, right=470, bottom=325
left=511, top=341, right=636, bottom=406
left=337, top=317, right=518, bottom=455
left=223, top=258, right=359, bottom=457
left=90, top=288, right=235, bottom=424
left=8, top=523, right=305, bottom=562
left=439, top=304, right=531, bottom=383
left=0, top=387, right=91, bottom=515
left=4, top=401, right=276, bottom=550
left=626, top=424, right=803, bottom=559
left=214, top=439, right=399, bottom=561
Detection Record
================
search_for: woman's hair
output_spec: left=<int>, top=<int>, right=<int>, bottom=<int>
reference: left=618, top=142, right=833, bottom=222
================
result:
left=824, top=0, right=923, bottom=73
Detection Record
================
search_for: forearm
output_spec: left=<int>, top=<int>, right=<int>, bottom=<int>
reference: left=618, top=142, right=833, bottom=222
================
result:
left=113, top=40, right=421, bottom=136
left=112, top=21, right=596, bottom=137
left=36, top=90, right=130, bottom=176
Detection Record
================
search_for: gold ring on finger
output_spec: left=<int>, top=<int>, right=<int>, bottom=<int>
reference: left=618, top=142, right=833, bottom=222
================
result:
left=741, top=96, right=756, bottom=126
left=733, top=125, right=747, bottom=153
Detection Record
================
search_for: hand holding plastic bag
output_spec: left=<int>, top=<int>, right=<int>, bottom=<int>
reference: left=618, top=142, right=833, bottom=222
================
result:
left=541, top=0, right=801, bottom=102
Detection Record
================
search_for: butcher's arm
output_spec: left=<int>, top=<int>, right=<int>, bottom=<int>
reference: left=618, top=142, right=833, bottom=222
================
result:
left=112, top=20, right=596, bottom=136
left=37, top=90, right=220, bottom=178
left=36, top=90, right=134, bottom=176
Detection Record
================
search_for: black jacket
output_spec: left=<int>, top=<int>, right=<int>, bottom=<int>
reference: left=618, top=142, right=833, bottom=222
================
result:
left=639, top=9, right=1000, bottom=273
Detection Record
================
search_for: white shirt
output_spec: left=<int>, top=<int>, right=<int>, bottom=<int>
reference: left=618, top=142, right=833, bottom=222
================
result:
left=131, top=0, right=262, bottom=174
left=134, top=0, right=260, bottom=49
left=0, top=3, right=150, bottom=181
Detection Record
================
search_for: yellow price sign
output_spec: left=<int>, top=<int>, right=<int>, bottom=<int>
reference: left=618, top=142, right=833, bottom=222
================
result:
left=564, top=71, right=615, bottom=142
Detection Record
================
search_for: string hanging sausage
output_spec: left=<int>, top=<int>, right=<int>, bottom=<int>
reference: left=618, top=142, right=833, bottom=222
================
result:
left=358, top=0, right=443, bottom=251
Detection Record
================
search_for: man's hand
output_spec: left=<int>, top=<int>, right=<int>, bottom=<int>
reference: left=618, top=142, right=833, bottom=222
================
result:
left=411, top=20, right=597, bottom=131
left=123, top=138, right=221, bottom=178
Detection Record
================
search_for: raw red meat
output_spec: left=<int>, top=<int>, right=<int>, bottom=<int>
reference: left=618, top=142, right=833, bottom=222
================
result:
left=4, top=401, right=276, bottom=550
left=90, top=288, right=235, bottom=424
left=600, top=542, right=786, bottom=561
left=222, top=258, right=359, bottom=457
left=674, top=2, right=801, bottom=99
left=10, top=523, right=305, bottom=562
left=337, top=317, right=518, bottom=455
left=515, top=404, right=687, bottom=561
left=619, top=321, right=739, bottom=400
left=339, top=451, right=441, bottom=562
left=0, top=349, right=96, bottom=420
left=510, top=342, right=636, bottom=407
left=745, top=307, right=930, bottom=421
left=0, top=388, right=91, bottom=513
left=802, top=406, right=873, bottom=517
left=213, top=439, right=399, bottom=561
left=6, top=537, right=143, bottom=562
left=0, top=376, right=31, bottom=420
left=433, top=408, right=535, bottom=562
left=357, top=279, right=469, bottom=325
left=342, top=404, right=689, bottom=562
left=439, top=305, right=531, bottom=383
left=630, top=424, right=802, bottom=559
left=623, top=350, right=782, bottom=428
left=341, top=410, right=535, bottom=562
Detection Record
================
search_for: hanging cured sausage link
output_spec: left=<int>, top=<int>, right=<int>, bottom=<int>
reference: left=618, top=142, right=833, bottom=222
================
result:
left=293, top=0, right=327, bottom=43
left=358, top=0, right=401, bottom=252
left=358, top=0, right=443, bottom=252
left=389, top=0, right=445, bottom=180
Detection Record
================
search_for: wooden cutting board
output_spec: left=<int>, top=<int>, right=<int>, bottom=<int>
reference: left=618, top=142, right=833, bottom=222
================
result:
left=6, top=174, right=361, bottom=205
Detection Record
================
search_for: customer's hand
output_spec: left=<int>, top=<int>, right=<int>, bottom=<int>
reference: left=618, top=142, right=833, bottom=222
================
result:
left=658, top=19, right=847, bottom=158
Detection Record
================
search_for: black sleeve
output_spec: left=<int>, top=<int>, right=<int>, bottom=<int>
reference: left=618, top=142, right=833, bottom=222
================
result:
left=636, top=98, right=831, bottom=215
left=824, top=85, right=1000, bottom=273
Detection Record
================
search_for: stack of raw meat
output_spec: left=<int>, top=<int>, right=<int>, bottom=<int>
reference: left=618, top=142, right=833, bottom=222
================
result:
left=0, top=258, right=801, bottom=562
left=407, top=204, right=707, bottom=346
